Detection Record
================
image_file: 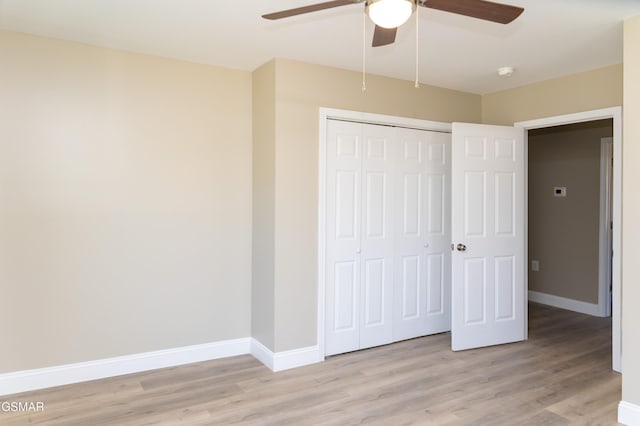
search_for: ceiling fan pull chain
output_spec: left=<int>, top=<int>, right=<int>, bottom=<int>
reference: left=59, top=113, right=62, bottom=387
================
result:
left=362, top=9, right=367, bottom=92
left=415, top=2, right=420, bottom=88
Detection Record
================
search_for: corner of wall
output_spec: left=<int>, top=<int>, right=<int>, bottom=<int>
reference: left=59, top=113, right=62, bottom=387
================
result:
left=250, top=339, right=322, bottom=372
left=251, top=60, right=277, bottom=351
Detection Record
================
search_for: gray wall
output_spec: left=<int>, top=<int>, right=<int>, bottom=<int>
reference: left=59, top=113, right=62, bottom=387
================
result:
left=528, top=120, right=612, bottom=304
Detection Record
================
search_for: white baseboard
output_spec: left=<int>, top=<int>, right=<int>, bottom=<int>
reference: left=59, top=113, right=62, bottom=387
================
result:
left=250, top=339, right=322, bottom=372
left=0, top=337, right=324, bottom=397
left=250, top=339, right=275, bottom=370
left=0, top=338, right=251, bottom=397
left=528, top=291, right=603, bottom=317
left=619, top=401, right=640, bottom=425
left=272, top=345, right=322, bottom=372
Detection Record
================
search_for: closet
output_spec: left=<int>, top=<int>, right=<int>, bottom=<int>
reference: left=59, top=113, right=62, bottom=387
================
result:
left=324, top=119, right=451, bottom=356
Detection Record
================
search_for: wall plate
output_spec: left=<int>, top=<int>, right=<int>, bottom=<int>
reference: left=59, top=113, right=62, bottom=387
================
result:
left=554, top=187, right=567, bottom=197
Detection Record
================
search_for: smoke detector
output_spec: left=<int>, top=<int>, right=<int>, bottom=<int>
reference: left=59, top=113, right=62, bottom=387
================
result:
left=497, top=66, right=515, bottom=77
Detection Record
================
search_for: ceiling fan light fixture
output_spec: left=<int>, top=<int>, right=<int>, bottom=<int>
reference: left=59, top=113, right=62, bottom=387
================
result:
left=366, top=0, right=415, bottom=29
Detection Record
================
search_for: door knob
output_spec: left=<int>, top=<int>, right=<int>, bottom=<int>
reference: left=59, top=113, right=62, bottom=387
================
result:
left=456, top=243, right=467, bottom=252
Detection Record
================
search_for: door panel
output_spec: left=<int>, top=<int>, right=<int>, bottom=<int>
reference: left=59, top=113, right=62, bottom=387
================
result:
left=363, top=258, right=385, bottom=325
left=463, top=258, right=486, bottom=324
left=427, top=173, right=445, bottom=234
left=393, top=128, right=451, bottom=341
left=495, top=255, right=515, bottom=321
left=464, top=171, right=486, bottom=236
left=334, top=261, right=358, bottom=330
left=335, top=171, right=358, bottom=239
left=452, top=123, right=525, bottom=351
left=401, top=255, right=420, bottom=319
left=423, top=132, right=452, bottom=336
left=402, top=173, right=421, bottom=235
left=325, top=120, right=362, bottom=356
left=426, top=253, right=444, bottom=315
left=359, top=126, right=395, bottom=349
left=495, top=173, right=515, bottom=236
left=364, top=172, right=386, bottom=238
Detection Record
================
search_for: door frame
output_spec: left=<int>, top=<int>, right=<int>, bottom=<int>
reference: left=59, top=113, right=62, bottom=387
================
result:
left=600, top=137, right=613, bottom=318
left=515, top=106, right=622, bottom=373
left=317, top=108, right=451, bottom=360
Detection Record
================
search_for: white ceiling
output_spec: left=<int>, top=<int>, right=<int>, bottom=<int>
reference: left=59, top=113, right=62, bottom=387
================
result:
left=1, top=0, right=639, bottom=94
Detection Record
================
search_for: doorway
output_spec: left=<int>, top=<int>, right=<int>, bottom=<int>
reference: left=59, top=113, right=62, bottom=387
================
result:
left=527, top=119, right=613, bottom=316
left=516, top=107, right=622, bottom=373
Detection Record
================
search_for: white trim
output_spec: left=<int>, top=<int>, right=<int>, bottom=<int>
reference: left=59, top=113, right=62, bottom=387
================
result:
left=523, top=129, right=529, bottom=340
left=317, top=107, right=452, bottom=359
left=515, top=106, right=622, bottom=373
left=250, top=339, right=274, bottom=370
left=0, top=338, right=251, bottom=397
left=250, top=339, right=321, bottom=372
left=619, top=401, right=640, bottom=426
left=0, top=337, right=325, bottom=396
left=273, top=346, right=322, bottom=372
left=515, top=107, right=619, bottom=130
left=599, top=137, right=614, bottom=318
left=317, top=110, right=328, bottom=362
left=528, top=291, right=601, bottom=317
left=319, top=108, right=452, bottom=133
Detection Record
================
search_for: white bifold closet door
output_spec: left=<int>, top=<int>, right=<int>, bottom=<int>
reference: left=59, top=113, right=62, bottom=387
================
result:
left=325, top=119, right=451, bottom=356
left=393, top=127, right=451, bottom=341
left=325, top=120, right=395, bottom=355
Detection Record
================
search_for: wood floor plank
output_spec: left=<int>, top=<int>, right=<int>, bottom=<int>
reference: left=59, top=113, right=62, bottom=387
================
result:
left=0, top=303, right=621, bottom=425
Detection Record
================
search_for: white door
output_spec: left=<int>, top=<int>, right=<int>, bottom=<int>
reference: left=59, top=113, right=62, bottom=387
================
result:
left=451, top=123, right=525, bottom=351
left=325, top=120, right=362, bottom=355
left=325, top=120, right=395, bottom=355
left=393, top=128, right=451, bottom=341
left=359, top=123, right=395, bottom=349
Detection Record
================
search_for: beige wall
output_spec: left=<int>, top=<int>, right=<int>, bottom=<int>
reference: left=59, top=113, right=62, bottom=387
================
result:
left=265, top=58, right=625, bottom=353
left=0, top=31, right=253, bottom=372
left=251, top=61, right=276, bottom=349
left=528, top=121, right=612, bottom=304
left=2, top=21, right=637, bottom=409
left=622, top=15, right=640, bottom=408
left=482, top=65, right=623, bottom=125
left=269, top=58, right=481, bottom=351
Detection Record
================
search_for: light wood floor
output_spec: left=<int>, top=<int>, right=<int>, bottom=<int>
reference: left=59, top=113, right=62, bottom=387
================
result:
left=1, top=303, right=620, bottom=425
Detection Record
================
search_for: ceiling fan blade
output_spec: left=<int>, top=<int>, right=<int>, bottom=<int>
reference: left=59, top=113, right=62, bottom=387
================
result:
left=372, top=25, right=397, bottom=47
left=420, top=0, right=524, bottom=24
left=262, top=0, right=357, bottom=20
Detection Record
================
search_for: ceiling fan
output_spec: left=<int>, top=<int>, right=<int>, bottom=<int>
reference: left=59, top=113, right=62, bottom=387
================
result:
left=263, top=0, right=524, bottom=47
